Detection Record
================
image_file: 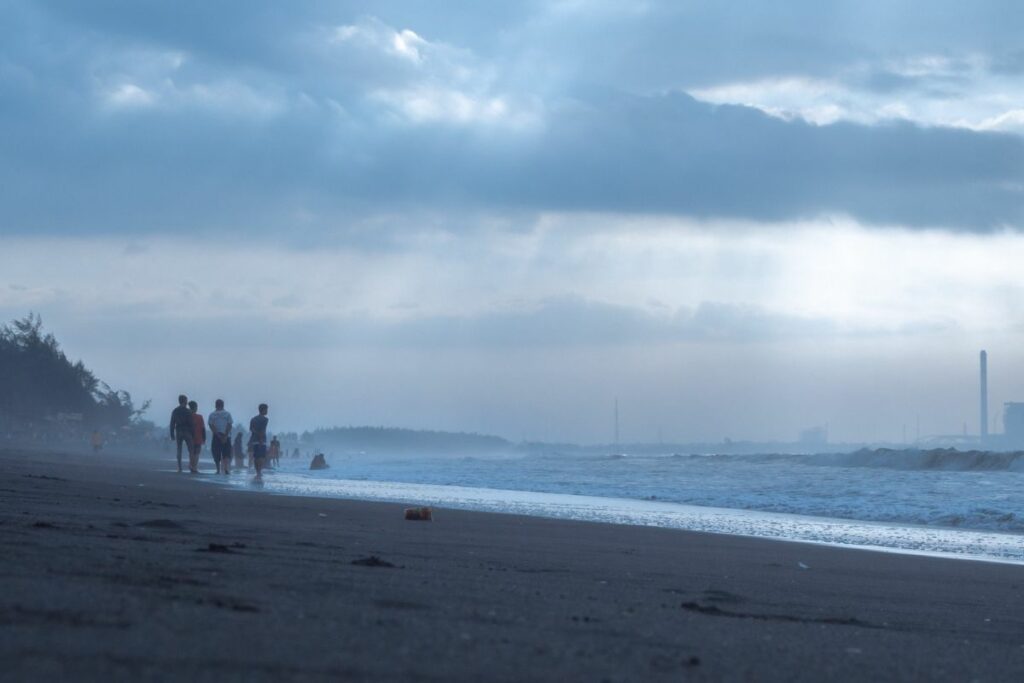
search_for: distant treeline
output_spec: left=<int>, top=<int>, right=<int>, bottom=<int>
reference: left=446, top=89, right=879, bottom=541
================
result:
left=304, top=426, right=511, bottom=453
left=0, top=314, right=149, bottom=431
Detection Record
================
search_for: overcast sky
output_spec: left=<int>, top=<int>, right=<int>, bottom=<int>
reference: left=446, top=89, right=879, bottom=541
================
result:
left=2, top=1, right=1023, bottom=443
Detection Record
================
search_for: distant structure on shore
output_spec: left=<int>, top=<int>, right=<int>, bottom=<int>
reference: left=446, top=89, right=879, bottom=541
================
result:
left=976, top=349, right=1024, bottom=451
left=798, top=425, right=828, bottom=448
left=1003, top=403, right=1024, bottom=448
left=980, top=350, right=989, bottom=442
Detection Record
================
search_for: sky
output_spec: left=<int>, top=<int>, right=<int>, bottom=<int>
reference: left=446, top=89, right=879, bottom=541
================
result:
left=1, top=1, right=1023, bottom=443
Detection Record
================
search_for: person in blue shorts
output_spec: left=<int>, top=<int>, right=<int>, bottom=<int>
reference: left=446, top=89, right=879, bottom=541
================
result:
left=248, top=403, right=269, bottom=481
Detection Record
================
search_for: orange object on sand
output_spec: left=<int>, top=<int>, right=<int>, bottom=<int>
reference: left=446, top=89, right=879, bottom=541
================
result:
left=404, top=507, right=433, bottom=521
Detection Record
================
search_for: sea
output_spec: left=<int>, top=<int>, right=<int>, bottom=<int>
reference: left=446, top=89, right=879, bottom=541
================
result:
left=219, top=449, right=1024, bottom=564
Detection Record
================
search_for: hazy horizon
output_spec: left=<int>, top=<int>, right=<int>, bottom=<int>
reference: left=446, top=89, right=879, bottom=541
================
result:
left=3, top=1, right=1023, bottom=443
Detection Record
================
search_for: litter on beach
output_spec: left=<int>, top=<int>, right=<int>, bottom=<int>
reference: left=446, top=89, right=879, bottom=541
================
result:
left=404, top=507, right=433, bottom=521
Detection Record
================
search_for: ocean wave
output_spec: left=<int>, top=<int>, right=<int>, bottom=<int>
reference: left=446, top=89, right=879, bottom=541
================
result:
left=809, top=448, right=1024, bottom=471
left=263, top=448, right=1024, bottom=537
left=217, top=474, right=1024, bottom=563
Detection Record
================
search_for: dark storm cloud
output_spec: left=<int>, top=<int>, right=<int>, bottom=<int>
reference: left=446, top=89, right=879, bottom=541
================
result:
left=1, top=0, right=1022, bottom=239
left=482, top=92, right=1023, bottom=228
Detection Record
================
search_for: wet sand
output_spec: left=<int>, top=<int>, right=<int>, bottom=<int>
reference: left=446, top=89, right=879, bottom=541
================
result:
left=2, top=447, right=1023, bottom=681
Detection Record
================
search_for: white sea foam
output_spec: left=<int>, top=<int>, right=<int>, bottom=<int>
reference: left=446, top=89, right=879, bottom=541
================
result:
left=217, top=454, right=1024, bottom=564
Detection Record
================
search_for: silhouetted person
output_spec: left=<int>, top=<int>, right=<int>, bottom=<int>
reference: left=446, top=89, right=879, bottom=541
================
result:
left=249, top=403, right=269, bottom=481
left=188, top=400, right=205, bottom=474
left=208, top=399, right=234, bottom=475
left=90, top=430, right=103, bottom=454
left=309, top=453, right=328, bottom=470
left=169, top=395, right=193, bottom=473
left=233, top=432, right=244, bottom=469
left=269, top=436, right=281, bottom=467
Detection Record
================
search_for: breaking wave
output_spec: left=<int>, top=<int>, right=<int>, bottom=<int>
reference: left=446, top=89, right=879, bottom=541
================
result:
left=808, top=448, right=1024, bottom=471
left=219, top=445, right=1024, bottom=546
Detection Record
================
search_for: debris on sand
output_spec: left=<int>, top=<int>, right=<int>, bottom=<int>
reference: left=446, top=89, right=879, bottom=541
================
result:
left=198, top=543, right=236, bottom=553
left=351, top=555, right=396, bottom=568
left=137, top=519, right=185, bottom=530
left=404, top=507, right=433, bottom=521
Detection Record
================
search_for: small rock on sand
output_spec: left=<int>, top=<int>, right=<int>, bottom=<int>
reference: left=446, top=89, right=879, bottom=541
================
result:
left=351, top=555, right=396, bottom=568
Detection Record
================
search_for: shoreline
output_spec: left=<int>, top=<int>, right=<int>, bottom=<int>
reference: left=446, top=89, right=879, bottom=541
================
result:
left=4, top=447, right=1024, bottom=681
left=200, top=463, right=1024, bottom=565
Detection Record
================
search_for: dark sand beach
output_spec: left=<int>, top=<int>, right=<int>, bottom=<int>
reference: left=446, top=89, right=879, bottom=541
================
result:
left=2, top=448, right=1023, bottom=681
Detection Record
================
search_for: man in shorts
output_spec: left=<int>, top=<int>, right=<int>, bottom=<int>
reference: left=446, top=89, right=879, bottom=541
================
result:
left=169, top=395, right=193, bottom=473
left=208, top=399, right=234, bottom=475
left=249, top=403, right=269, bottom=481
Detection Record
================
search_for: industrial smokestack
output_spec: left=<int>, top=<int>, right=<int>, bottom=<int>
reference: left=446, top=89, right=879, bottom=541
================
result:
left=980, top=350, right=988, bottom=441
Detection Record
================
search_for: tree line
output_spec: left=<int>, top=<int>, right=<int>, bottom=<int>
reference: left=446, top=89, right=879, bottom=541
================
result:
left=0, top=314, right=149, bottom=430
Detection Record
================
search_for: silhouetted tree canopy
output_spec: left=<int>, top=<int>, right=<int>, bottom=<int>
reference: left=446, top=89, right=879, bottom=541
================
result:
left=0, top=314, right=149, bottom=428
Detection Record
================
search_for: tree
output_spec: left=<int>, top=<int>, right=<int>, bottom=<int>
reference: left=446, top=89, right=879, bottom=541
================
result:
left=0, top=313, right=148, bottom=430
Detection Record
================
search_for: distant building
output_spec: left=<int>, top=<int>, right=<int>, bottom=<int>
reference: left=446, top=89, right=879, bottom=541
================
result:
left=1004, top=403, right=1024, bottom=447
left=798, top=426, right=828, bottom=447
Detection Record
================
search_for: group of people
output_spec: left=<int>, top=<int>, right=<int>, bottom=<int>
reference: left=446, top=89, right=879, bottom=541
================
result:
left=168, top=395, right=271, bottom=480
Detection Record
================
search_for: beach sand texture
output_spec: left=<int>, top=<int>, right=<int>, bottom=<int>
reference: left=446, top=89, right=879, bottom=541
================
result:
left=2, top=448, right=1023, bottom=681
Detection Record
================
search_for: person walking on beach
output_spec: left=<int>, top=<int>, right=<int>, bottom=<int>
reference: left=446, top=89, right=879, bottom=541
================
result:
left=188, top=400, right=205, bottom=473
left=208, top=399, right=233, bottom=475
left=232, top=431, right=244, bottom=470
left=269, top=436, right=281, bottom=467
left=249, top=403, right=269, bottom=481
left=169, top=395, right=193, bottom=473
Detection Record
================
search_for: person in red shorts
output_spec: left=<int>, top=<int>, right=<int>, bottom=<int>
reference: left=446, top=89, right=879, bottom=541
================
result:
left=188, top=400, right=206, bottom=473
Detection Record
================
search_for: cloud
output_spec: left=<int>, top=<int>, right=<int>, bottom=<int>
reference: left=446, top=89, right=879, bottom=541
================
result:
left=5, top=224, right=1008, bottom=349
left=690, top=54, right=1024, bottom=135
left=0, top=0, right=1022, bottom=241
left=355, top=298, right=836, bottom=349
left=104, top=83, right=157, bottom=109
left=3, top=220, right=1021, bottom=441
left=0, top=296, right=836, bottom=352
